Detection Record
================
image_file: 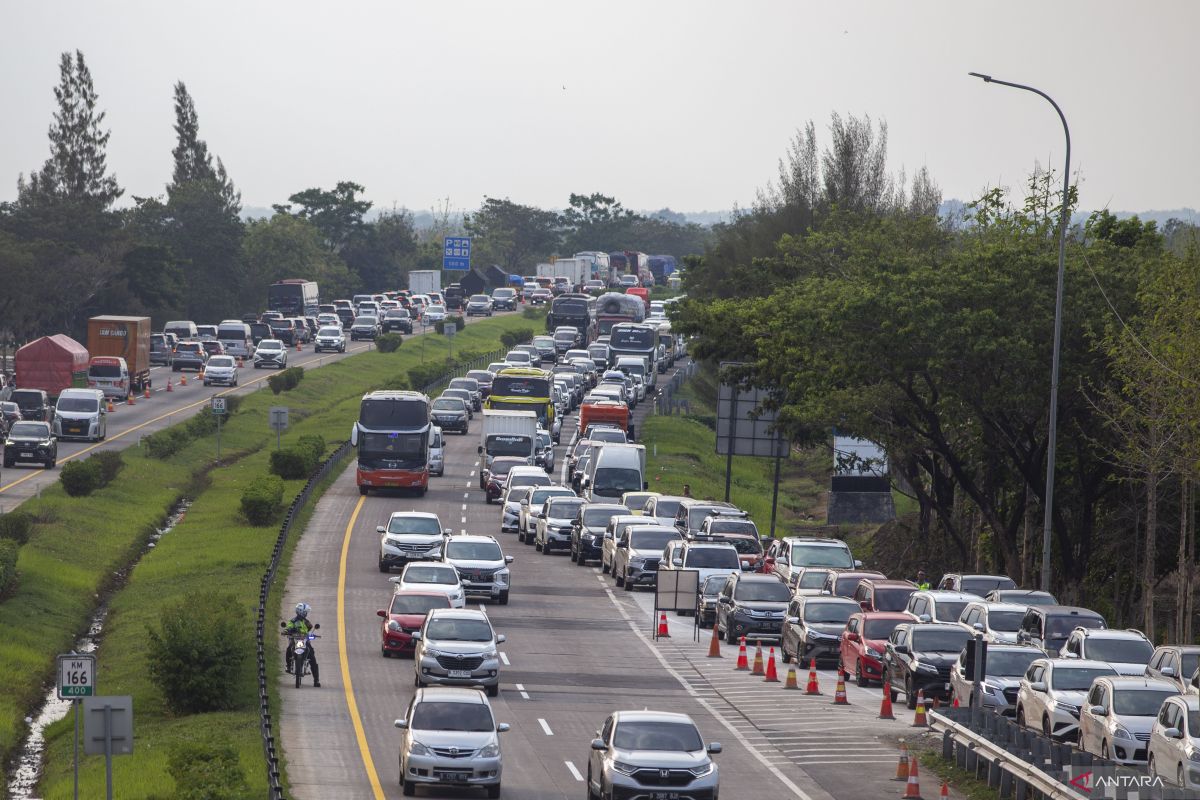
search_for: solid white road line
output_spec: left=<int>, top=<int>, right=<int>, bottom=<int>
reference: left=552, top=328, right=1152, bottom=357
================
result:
left=564, top=761, right=584, bottom=782
left=538, top=718, right=554, bottom=736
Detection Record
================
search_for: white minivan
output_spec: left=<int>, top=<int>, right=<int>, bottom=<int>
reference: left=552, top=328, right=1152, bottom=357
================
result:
left=217, top=321, right=254, bottom=358
left=582, top=442, right=647, bottom=502
left=429, top=427, right=445, bottom=477
left=53, top=388, right=107, bottom=442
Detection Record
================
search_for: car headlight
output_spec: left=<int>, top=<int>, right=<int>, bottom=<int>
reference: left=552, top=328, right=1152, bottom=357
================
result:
left=1113, top=726, right=1134, bottom=740
left=1188, top=749, right=1200, bottom=763
left=806, top=629, right=829, bottom=641
left=629, top=557, right=646, bottom=567
left=478, top=741, right=500, bottom=758
left=865, top=647, right=882, bottom=658
left=612, top=761, right=638, bottom=776
left=3, top=440, right=12, bottom=448
left=1055, top=701, right=1081, bottom=716
left=983, top=681, right=1004, bottom=695
left=481, top=648, right=498, bottom=659
left=688, top=762, right=715, bottom=777
left=409, top=740, right=431, bottom=756
left=494, top=570, right=509, bottom=585
left=915, top=662, right=940, bottom=674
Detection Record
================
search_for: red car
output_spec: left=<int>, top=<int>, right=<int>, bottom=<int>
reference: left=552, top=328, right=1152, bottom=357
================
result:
left=483, top=456, right=527, bottom=502
left=839, top=611, right=913, bottom=686
left=377, top=591, right=451, bottom=657
left=200, top=340, right=226, bottom=357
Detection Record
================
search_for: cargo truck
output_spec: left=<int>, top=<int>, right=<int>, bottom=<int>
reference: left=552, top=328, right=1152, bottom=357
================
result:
left=477, top=409, right=538, bottom=474
left=87, top=316, right=152, bottom=394
left=574, top=251, right=611, bottom=283
left=551, top=257, right=588, bottom=289
left=408, top=270, right=442, bottom=296
left=14, top=335, right=90, bottom=399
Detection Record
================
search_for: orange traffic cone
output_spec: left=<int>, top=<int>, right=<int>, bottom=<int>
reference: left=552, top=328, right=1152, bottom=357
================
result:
left=804, top=658, right=821, bottom=695
left=751, top=642, right=764, bottom=676
left=126, top=392, right=135, bottom=406
left=166, top=378, right=173, bottom=392
left=879, top=691, right=896, bottom=720
left=179, top=373, right=187, bottom=386
left=106, top=399, right=115, bottom=413
left=707, top=624, right=722, bottom=658
left=763, top=648, right=779, bottom=682
left=939, top=779, right=949, bottom=799
left=143, top=384, right=151, bottom=399
left=832, top=669, right=848, bottom=704
left=734, top=637, right=749, bottom=671
left=783, top=665, right=800, bottom=689
left=902, top=754, right=922, bottom=799
left=952, top=696, right=959, bottom=709
left=912, top=690, right=928, bottom=727
left=894, top=741, right=910, bottom=781
left=656, top=612, right=670, bottom=638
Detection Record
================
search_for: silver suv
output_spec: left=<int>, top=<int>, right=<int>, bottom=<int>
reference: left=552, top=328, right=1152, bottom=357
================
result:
left=1060, top=627, right=1154, bottom=676
left=441, top=535, right=513, bottom=605
left=395, top=687, right=508, bottom=797
left=588, top=710, right=720, bottom=800
left=413, top=608, right=505, bottom=696
left=378, top=512, right=451, bottom=573
left=1016, top=658, right=1118, bottom=741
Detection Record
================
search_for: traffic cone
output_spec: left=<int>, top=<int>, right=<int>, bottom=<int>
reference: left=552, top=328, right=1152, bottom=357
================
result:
left=707, top=624, right=722, bottom=658
left=902, top=754, right=923, bottom=799
left=166, top=378, right=173, bottom=393
left=656, top=612, right=670, bottom=638
left=912, top=691, right=928, bottom=727
left=126, top=392, right=135, bottom=406
left=804, top=658, right=821, bottom=695
left=783, top=664, right=800, bottom=689
left=951, top=696, right=959, bottom=709
left=179, top=373, right=187, bottom=386
left=939, top=779, right=949, bottom=799
left=751, top=642, right=764, bottom=676
left=894, top=741, right=910, bottom=781
left=879, top=691, right=896, bottom=720
left=734, top=637, right=749, bottom=671
left=763, top=648, right=779, bottom=683
left=832, top=669, right=848, bottom=704
left=143, top=385, right=151, bottom=399
left=106, top=399, right=115, bottom=413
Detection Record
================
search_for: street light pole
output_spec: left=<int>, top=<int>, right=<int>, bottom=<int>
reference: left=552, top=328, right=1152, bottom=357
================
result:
left=969, top=72, right=1071, bottom=593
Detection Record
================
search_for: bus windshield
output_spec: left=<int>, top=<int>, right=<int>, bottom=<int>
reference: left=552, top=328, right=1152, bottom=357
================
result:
left=359, top=398, right=429, bottom=429
left=491, top=376, right=551, bottom=398
left=610, top=328, right=655, bottom=350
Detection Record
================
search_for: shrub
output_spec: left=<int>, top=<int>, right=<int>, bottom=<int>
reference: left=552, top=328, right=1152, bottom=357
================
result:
left=500, top=328, right=534, bottom=348
left=0, top=510, right=34, bottom=545
left=60, top=459, right=102, bottom=497
left=0, top=539, right=18, bottom=594
left=376, top=333, right=404, bottom=353
left=269, top=367, right=306, bottom=394
left=90, top=450, right=124, bottom=485
left=166, top=739, right=253, bottom=800
left=522, top=306, right=545, bottom=320
left=297, top=434, right=326, bottom=466
left=268, top=449, right=309, bottom=480
left=434, top=315, right=465, bottom=334
left=408, top=362, right=450, bottom=392
left=240, top=475, right=284, bottom=526
left=146, top=591, right=253, bottom=714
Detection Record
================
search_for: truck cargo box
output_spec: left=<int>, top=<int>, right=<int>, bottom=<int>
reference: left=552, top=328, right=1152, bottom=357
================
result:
left=15, top=335, right=90, bottom=399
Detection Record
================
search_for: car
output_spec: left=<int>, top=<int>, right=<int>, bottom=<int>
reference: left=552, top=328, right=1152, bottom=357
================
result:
left=518, top=484, right=575, bottom=543
left=378, top=591, right=452, bottom=657
left=790, top=567, right=835, bottom=597
left=428, top=426, right=445, bottom=477
left=672, top=499, right=742, bottom=537
left=447, top=377, right=483, bottom=411
left=1016, top=605, right=1108, bottom=655
left=692, top=517, right=764, bottom=571
left=253, top=338, right=289, bottom=369
left=839, top=612, right=913, bottom=687
left=530, top=287, right=552, bottom=305
left=1060, top=627, right=1154, bottom=676
left=466, top=294, right=494, bottom=316
left=619, top=491, right=659, bottom=516
left=714, top=572, right=791, bottom=645
left=10, top=389, right=53, bottom=424
left=1145, top=646, right=1200, bottom=694
left=483, top=456, right=527, bottom=501
left=609, top=524, right=679, bottom=589
left=3, top=421, right=57, bottom=468
left=441, top=388, right=476, bottom=418
left=0, top=401, right=21, bottom=436
left=498, top=468, right=551, bottom=525
left=287, top=318, right=311, bottom=343
left=315, top=312, right=340, bottom=329
left=466, top=369, right=494, bottom=398
left=948, top=643, right=1043, bottom=715
left=599, top=514, right=645, bottom=573
left=195, top=324, right=218, bottom=341
left=1078, top=676, right=1179, bottom=764
left=983, top=589, right=1059, bottom=606
left=314, top=326, right=346, bottom=353
left=535, top=496, right=586, bottom=555
left=883, top=622, right=972, bottom=709
left=852, top=578, right=918, bottom=613
left=957, top=601, right=1028, bottom=644
left=762, top=536, right=863, bottom=587
left=424, top=304, right=448, bottom=323
left=1148, top=694, right=1200, bottom=790
left=266, top=318, right=297, bottom=344
left=172, top=340, right=209, bottom=372
left=249, top=321, right=273, bottom=343
left=390, top=562, right=466, bottom=608
left=642, top=495, right=686, bottom=527
left=530, top=335, right=557, bottom=362
left=817, top=569, right=888, bottom=599
left=202, top=355, right=239, bottom=386
left=663, top=542, right=743, bottom=599
left=491, top=288, right=517, bottom=311
left=503, top=350, right=533, bottom=368
left=199, top=339, right=226, bottom=359
left=350, top=315, right=380, bottom=340
left=903, top=590, right=981, bottom=626
left=695, top=574, right=733, bottom=628
left=618, top=274, right=639, bottom=289
left=533, top=429, right=555, bottom=473
left=499, top=485, right=532, bottom=534
left=441, top=535, right=513, bottom=605
left=570, top=503, right=630, bottom=565
left=377, top=512, right=452, bottom=572
left=381, top=308, right=413, bottom=334
left=779, top=594, right=858, bottom=662
left=1016, top=657, right=1119, bottom=741
left=395, top=687, right=508, bottom=797
left=431, top=396, right=470, bottom=434
left=587, top=711, right=720, bottom=800
left=937, top=573, right=1018, bottom=594
left=583, top=279, right=605, bottom=295
left=149, top=333, right=174, bottom=365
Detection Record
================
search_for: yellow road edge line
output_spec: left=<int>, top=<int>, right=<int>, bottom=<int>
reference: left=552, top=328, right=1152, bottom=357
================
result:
left=338, top=494, right=386, bottom=799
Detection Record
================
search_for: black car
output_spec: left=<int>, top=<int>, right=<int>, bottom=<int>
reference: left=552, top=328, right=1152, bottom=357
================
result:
left=780, top=596, right=858, bottom=664
left=491, top=288, right=517, bottom=311
left=248, top=322, right=272, bottom=345
left=571, top=504, right=628, bottom=566
left=4, top=420, right=57, bottom=468
left=883, top=623, right=971, bottom=709
left=0, top=401, right=20, bottom=436
left=335, top=307, right=355, bottom=330
left=696, top=575, right=732, bottom=629
left=430, top=396, right=470, bottom=434
left=444, top=284, right=465, bottom=310
left=10, top=389, right=54, bottom=423
left=171, top=341, right=209, bottom=372
left=716, top=573, right=791, bottom=645
left=267, top=319, right=295, bottom=345
left=382, top=308, right=413, bottom=334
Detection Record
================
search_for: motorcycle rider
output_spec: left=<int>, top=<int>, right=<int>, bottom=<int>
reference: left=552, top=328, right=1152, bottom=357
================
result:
left=284, top=602, right=321, bottom=687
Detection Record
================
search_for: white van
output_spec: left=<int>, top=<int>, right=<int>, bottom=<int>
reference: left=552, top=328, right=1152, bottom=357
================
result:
left=582, top=442, right=647, bottom=501
left=217, top=321, right=254, bottom=358
left=429, top=427, right=445, bottom=477
left=615, top=355, right=653, bottom=392
left=163, top=320, right=198, bottom=341
left=53, top=388, right=107, bottom=442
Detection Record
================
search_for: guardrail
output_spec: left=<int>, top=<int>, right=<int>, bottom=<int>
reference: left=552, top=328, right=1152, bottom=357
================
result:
left=653, top=358, right=697, bottom=415
left=417, top=346, right=507, bottom=395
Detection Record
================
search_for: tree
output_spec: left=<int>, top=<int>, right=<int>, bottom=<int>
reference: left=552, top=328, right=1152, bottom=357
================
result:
left=464, top=197, right=560, bottom=273
left=278, top=181, right=371, bottom=254
left=342, top=209, right=419, bottom=291
left=242, top=214, right=355, bottom=303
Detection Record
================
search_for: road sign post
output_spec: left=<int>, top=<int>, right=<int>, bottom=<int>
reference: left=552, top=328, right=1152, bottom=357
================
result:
left=444, top=322, right=457, bottom=361
left=442, top=236, right=471, bottom=271
left=83, top=695, right=132, bottom=800
left=58, top=652, right=95, bottom=800
left=269, top=406, right=289, bottom=451
left=210, top=396, right=227, bottom=460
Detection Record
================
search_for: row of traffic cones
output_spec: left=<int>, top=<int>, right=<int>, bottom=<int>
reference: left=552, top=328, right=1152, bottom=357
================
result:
left=893, top=740, right=951, bottom=799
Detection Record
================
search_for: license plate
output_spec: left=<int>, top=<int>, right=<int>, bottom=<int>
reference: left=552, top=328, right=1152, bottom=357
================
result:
left=19, top=453, right=33, bottom=459
left=651, top=793, right=681, bottom=800
left=434, top=771, right=470, bottom=783
left=448, top=670, right=472, bottom=678
left=944, top=682, right=951, bottom=691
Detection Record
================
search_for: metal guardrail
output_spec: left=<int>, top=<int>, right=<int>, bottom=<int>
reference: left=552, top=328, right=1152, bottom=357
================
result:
left=419, top=347, right=507, bottom=395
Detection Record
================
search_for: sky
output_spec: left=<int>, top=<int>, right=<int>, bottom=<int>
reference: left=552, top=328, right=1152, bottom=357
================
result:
left=2, top=1, right=1197, bottom=217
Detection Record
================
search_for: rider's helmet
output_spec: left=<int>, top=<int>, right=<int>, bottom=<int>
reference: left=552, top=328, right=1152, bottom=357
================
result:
left=295, top=602, right=310, bottom=619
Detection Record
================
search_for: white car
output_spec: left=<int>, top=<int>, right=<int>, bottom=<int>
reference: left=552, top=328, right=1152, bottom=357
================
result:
left=377, top=512, right=451, bottom=573
left=1148, top=693, right=1200, bottom=790
left=1079, top=676, right=1179, bottom=765
left=424, top=304, right=448, bottom=322
left=500, top=486, right=532, bottom=534
left=503, top=350, right=532, bottom=367
left=1016, top=658, right=1118, bottom=741
left=390, top=562, right=465, bottom=608
left=440, top=535, right=513, bottom=605
left=202, top=355, right=239, bottom=387
left=662, top=542, right=742, bottom=589
left=518, top=485, right=575, bottom=543
left=314, top=326, right=346, bottom=353
left=1060, top=627, right=1155, bottom=676
left=957, top=601, right=1027, bottom=644
left=904, top=590, right=981, bottom=626
left=253, top=338, right=288, bottom=369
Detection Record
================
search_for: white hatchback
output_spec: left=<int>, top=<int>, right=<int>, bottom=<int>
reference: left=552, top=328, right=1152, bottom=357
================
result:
left=390, top=562, right=465, bottom=608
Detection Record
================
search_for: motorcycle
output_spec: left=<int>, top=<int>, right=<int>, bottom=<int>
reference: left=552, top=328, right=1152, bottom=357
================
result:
left=281, top=621, right=320, bottom=688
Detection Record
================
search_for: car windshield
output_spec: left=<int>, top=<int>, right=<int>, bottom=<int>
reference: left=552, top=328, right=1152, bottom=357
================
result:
left=444, top=541, right=503, bottom=561
left=873, top=588, right=915, bottom=611
left=934, top=601, right=970, bottom=623
left=88, top=363, right=122, bottom=377
left=259, top=341, right=282, bottom=350
left=509, top=474, right=549, bottom=489
left=985, top=650, right=1041, bottom=677
left=789, top=543, right=854, bottom=568
left=630, top=530, right=680, bottom=550
left=208, top=357, right=234, bottom=367
left=804, top=602, right=855, bottom=624
left=1111, top=688, right=1177, bottom=716
left=354, top=316, right=376, bottom=325
left=1046, top=615, right=1106, bottom=637
left=493, top=289, right=514, bottom=299
left=613, top=721, right=703, bottom=752
left=390, top=594, right=450, bottom=615
left=593, top=468, right=641, bottom=494
left=864, top=618, right=905, bottom=640
left=1087, top=638, right=1154, bottom=664
left=708, top=519, right=757, bottom=535
left=718, top=537, right=762, bottom=555
left=548, top=499, right=585, bottom=519
left=736, top=581, right=791, bottom=602
left=432, top=399, right=464, bottom=411
left=490, top=460, right=520, bottom=477
left=9, top=423, right=46, bottom=437
left=797, top=571, right=829, bottom=589
left=961, top=576, right=1017, bottom=594
left=57, top=398, right=98, bottom=412
left=388, top=516, right=442, bottom=536
left=684, top=548, right=739, bottom=569
left=530, top=488, right=571, bottom=505
left=911, top=629, right=970, bottom=653
left=651, top=499, right=681, bottom=518
left=1050, top=666, right=1116, bottom=691
left=702, top=577, right=730, bottom=597
left=403, top=566, right=457, bottom=585
left=426, top=618, right=494, bottom=642
left=410, top=701, right=494, bottom=732
left=1183, top=655, right=1200, bottom=681
left=466, top=371, right=492, bottom=384
left=583, top=508, right=624, bottom=527
left=470, top=295, right=489, bottom=303
left=988, top=611, right=1024, bottom=632
left=318, top=328, right=341, bottom=336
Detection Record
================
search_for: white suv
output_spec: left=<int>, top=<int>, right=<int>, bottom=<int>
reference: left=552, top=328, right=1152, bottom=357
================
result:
left=1060, top=627, right=1155, bottom=676
left=377, top=512, right=450, bottom=573
left=441, top=535, right=513, bottom=605
left=1016, top=658, right=1118, bottom=741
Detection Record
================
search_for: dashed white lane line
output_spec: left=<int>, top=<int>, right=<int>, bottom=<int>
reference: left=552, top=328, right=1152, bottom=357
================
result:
left=461, top=528, right=467, bottom=535
left=461, top=516, right=467, bottom=524
left=461, top=503, right=467, bottom=510
left=464, top=492, right=470, bottom=498
left=515, top=682, right=530, bottom=700
left=470, top=470, right=475, bottom=477
left=564, top=761, right=584, bottom=782
left=499, top=652, right=510, bottom=666
left=538, top=718, right=554, bottom=736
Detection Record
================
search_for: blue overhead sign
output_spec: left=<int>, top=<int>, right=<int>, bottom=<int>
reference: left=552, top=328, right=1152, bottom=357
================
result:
left=443, top=237, right=471, bottom=271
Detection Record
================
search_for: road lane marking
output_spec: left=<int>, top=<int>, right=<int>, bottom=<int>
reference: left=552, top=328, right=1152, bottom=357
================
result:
left=461, top=503, right=467, bottom=510
left=337, top=495, right=386, bottom=800
left=514, top=682, right=530, bottom=700
left=538, top=718, right=554, bottom=736
left=469, top=470, right=475, bottom=477
left=464, top=492, right=470, bottom=498
left=461, top=516, right=467, bottom=524
left=499, top=652, right=509, bottom=665
left=564, top=761, right=584, bottom=782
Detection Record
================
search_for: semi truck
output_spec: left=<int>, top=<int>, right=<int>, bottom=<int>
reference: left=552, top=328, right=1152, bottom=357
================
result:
left=407, top=270, right=442, bottom=296
left=574, top=251, right=611, bottom=283
left=87, top=316, right=152, bottom=393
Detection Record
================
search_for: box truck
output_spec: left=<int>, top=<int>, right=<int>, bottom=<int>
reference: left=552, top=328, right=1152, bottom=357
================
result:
left=14, top=335, right=90, bottom=399
left=477, top=409, right=539, bottom=472
left=408, top=270, right=442, bottom=296
left=87, top=316, right=152, bottom=393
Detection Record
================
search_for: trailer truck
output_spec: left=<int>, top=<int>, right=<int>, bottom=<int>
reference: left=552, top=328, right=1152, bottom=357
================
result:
left=407, top=270, right=442, bottom=296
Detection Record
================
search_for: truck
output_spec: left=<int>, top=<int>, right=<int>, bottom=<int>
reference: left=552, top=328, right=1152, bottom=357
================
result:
left=268, top=279, right=319, bottom=317
left=14, top=335, right=90, bottom=399
left=550, top=258, right=589, bottom=289
left=574, top=251, right=611, bottom=284
left=477, top=409, right=539, bottom=473
left=645, top=255, right=677, bottom=283
left=579, top=399, right=632, bottom=439
left=87, top=316, right=152, bottom=393
left=594, top=292, right=646, bottom=336
left=546, top=293, right=593, bottom=341
left=535, top=263, right=556, bottom=280
left=407, top=270, right=441, bottom=296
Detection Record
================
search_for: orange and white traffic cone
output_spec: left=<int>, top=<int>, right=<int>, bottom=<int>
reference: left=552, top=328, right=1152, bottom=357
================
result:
left=751, top=642, right=764, bottom=676
left=707, top=624, right=722, bottom=658
left=143, top=384, right=151, bottom=399
left=939, top=779, right=949, bottom=799
left=804, top=658, right=821, bottom=695
left=763, top=648, right=779, bottom=683
left=657, top=612, right=670, bottom=638
left=879, top=691, right=896, bottom=720
left=734, top=637, right=749, bottom=671
left=832, top=669, right=848, bottom=704
left=126, top=392, right=135, bottom=406
left=166, top=378, right=173, bottom=392
left=894, top=741, right=910, bottom=781
left=912, top=690, right=928, bottom=727
left=902, top=753, right=923, bottom=799
left=783, top=665, right=800, bottom=689
left=106, top=399, right=115, bottom=413
left=180, top=373, right=187, bottom=386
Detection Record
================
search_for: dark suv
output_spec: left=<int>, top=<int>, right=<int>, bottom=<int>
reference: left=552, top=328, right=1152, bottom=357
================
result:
left=883, top=622, right=971, bottom=709
left=171, top=341, right=208, bottom=372
left=851, top=578, right=918, bottom=613
left=781, top=595, right=859, bottom=665
left=10, top=389, right=54, bottom=423
left=3, top=420, right=57, bottom=468
left=715, top=573, right=790, bottom=645
left=1015, top=605, right=1107, bottom=656
left=382, top=308, right=413, bottom=334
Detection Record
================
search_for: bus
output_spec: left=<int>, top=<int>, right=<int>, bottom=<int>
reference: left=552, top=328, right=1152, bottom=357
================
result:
left=485, top=367, right=555, bottom=429
left=594, top=292, right=646, bottom=336
left=351, top=390, right=431, bottom=495
left=268, top=279, right=320, bottom=318
left=609, top=322, right=660, bottom=389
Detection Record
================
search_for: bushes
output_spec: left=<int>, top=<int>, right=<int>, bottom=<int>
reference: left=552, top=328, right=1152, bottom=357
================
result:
left=268, top=434, right=327, bottom=479
left=435, top=315, right=465, bottom=334
left=500, top=328, right=534, bottom=348
left=0, top=539, right=18, bottom=594
left=59, top=450, right=124, bottom=497
left=408, top=361, right=453, bottom=391
left=146, top=591, right=253, bottom=714
left=267, top=366, right=305, bottom=394
left=0, top=510, right=33, bottom=545
left=144, top=396, right=242, bottom=459
left=240, top=475, right=284, bottom=526
left=164, top=739, right=253, bottom=800
left=91, top=450, right=125, bottom=484
left=522, top=306, right=546, bottom=320
left=376, top=333, right=404, bottom=353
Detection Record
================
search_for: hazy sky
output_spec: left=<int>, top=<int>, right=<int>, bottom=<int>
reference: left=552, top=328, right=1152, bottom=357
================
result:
left=2, top=1, right=1197, bottom=215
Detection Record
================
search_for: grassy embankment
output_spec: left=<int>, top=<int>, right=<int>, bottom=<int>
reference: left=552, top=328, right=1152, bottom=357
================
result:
left=0, top=315, right=532, bottom=798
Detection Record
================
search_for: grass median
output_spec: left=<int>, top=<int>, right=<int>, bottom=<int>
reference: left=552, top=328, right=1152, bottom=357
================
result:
left=0, top=314, right=534, bottom=798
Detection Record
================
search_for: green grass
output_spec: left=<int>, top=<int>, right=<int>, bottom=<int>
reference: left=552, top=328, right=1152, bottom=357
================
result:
left=0, top=315, right=532, bottom=798
left=917, top=748, right=994, bottom=800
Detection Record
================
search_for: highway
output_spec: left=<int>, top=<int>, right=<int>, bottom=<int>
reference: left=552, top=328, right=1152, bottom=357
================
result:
left=278, top=361, right=949, bottom=800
